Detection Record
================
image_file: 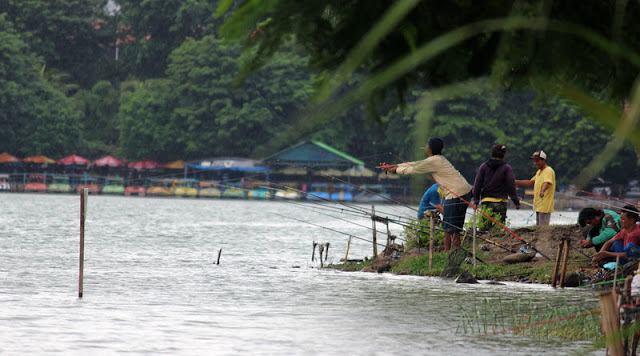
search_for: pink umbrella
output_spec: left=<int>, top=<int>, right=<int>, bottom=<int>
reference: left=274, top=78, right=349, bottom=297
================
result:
left=93, top=155, right=125, bottom=167
left=128, top=159, right=159, bottom=169
left=57, top=154, right=90, bottom=165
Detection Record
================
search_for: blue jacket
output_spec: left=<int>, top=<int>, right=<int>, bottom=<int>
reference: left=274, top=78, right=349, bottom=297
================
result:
left=418, top=184, right=443, bottom=219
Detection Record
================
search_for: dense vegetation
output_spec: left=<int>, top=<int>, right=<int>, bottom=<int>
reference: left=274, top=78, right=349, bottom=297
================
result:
left=1, top=1, right=639, bottom=190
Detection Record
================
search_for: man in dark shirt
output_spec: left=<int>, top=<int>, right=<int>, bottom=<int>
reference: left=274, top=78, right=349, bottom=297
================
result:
left=473, top=144, right=520, bottom=227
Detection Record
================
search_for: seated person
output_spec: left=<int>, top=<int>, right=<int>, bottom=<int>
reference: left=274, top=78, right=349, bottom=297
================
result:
left=591, top=205, right=640, bottom=267
left=417, top=183, right=444, bottom=220
left=578, top=208, right=621, bottom=252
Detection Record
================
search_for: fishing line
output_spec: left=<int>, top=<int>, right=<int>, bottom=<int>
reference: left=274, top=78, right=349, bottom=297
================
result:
left=283, top=199, right=409, bottom=243
left=555, top=190, right=634, bottom=213
left=389, top=152, right=551, bottom=260
left=578, top=189, right=637, bottom=205
left=271, top=187, right=500, bottom=256
left=275, top=182, right=527, bottom=255
left=267, top=182, right=417, bottom=223
left=265, top=210, right=399, bottom=252
left=308, top=166, right=420, bottom=216
left=270, top=183, right=471, bottom=241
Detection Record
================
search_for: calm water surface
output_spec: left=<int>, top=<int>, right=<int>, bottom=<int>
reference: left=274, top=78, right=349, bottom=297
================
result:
left=0, top=194, right=598, bottom=355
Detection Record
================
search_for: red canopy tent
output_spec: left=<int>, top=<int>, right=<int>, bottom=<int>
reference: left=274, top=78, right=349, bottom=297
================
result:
left=93, top=155, right=125, bottom=167
left=57, top=154, right=90, bottom=165
left=128, top=160, right=159, bottom=169
left=0, top=152, right=20, bottom=163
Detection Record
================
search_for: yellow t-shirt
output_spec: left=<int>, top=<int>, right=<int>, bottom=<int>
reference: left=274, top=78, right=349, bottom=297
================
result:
left=531, top=166, right=555, bottom=213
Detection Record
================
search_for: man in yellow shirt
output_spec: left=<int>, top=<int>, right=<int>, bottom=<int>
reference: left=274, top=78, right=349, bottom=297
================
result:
left=515, top=150, right=555, bottom=225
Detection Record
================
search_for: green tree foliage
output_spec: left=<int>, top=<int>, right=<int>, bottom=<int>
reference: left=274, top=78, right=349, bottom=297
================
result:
left=115, top=0, right=221, bottom=79
left=73, top=80, right=121, bottom=156
left=0, top=14, right=81, bottom=157
left=118, top=79, right=180, bottom=160
left=118, top=35, right=314, bottom=161
left=420, top=90, right=638, bottom=185
left=219, top=0, right=640, bottom=106
left=0, top=0, right=117, bottom=88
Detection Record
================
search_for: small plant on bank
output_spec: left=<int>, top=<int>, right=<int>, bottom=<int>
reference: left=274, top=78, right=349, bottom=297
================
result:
left=390, top=251, right=451, bottom=276
left=465, top=205, right=508, bottom=233
left=402, top=216, right=445, bottom=251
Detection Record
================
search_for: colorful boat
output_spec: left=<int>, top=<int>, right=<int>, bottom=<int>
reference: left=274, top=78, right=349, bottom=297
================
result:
left=330, top=184, right=353, bottom=201
left=124, top=185, right=146, bottom=196
left=0, top=174, right=10, bottom=191
left=275, top=189, right=301, bottom=199
left=75, top=176, right=102, bottom=194
left=47, top=175, right=72, bottom=193
left=173, top=179, right=199, bottom=197
left=248, top=188, right=272, bottom=199
left=146, top=179, right=173, bottom=196
left=102, top=177, right=125, bottom=195
left=24, top=175, right=48, bottom=192
left=306, top=183, right=330, bottom=200
left=198, top=181, right=222, bottom=198
left=221, top=183, right=247, bottom=199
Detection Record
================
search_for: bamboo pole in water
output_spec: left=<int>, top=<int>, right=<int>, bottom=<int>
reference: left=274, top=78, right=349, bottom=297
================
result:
left=429, top=214, right=434, bottom=272
left=559, top=239, right=570, bottom=288
left=344, top=236, right=352, bottom=263
left=371, top=206, right=377, bottom=257
left=385, top=218, right=391, bottom=249
left=216, top=248, right=222, bottom=265
left=78, top=188, right=88, bottom=298
left=599, top=290, right=624, bottom=356
left=472, top=210, right=477, bottom=268
left=551, top=241, right=563, bottom=288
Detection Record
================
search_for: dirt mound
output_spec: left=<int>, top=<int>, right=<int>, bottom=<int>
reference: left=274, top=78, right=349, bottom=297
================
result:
left=477, top=225, right=584, bottom=265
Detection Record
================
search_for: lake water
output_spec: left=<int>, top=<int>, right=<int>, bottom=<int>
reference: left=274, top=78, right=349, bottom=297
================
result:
left=0, top=194, right=599, bottom=355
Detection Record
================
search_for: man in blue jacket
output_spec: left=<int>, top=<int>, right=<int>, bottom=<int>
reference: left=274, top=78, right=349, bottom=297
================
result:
left=417, top=183, right=444, bottom=220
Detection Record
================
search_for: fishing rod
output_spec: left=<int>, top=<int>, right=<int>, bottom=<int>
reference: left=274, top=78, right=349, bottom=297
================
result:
left=270, top=188, right=485, bottom=256
left=386, top=152, right=552, bottom=260
left=265, top=210, right=399, bottom=252
left=266, top=182, right=417, bottom=224
left=270, top=184, right=453, bottom=238
left=310, top=167, right=420, bottom=214
left=277, top=185, right=525, bottom=256
left=285, top=199, right=408, bottom=243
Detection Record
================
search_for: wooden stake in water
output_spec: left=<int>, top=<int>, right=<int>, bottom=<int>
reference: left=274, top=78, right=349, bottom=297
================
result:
left=216, top=248, right=222, bottom=265
left=599, top=290, right=624, bottom=356
left=78, top=188, right=88, bottom=298
left=371, top=205, right=377, bottom=257
left=429, top=214, right=434, bottom=272
left=472, top=210, right=477, bottom=268
left=344, top=236, right=352, bottom=263
left=559, top=239, right=570, bottom=288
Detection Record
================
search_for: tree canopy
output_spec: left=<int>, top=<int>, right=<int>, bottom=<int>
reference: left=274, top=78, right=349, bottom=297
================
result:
left=1, top=1, right=639, bottom=192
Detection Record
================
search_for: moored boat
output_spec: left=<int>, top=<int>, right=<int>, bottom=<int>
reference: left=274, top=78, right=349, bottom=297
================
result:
left=102, top=177, right=125, bottom=195
left=24, top=175, right=48, bottom=192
